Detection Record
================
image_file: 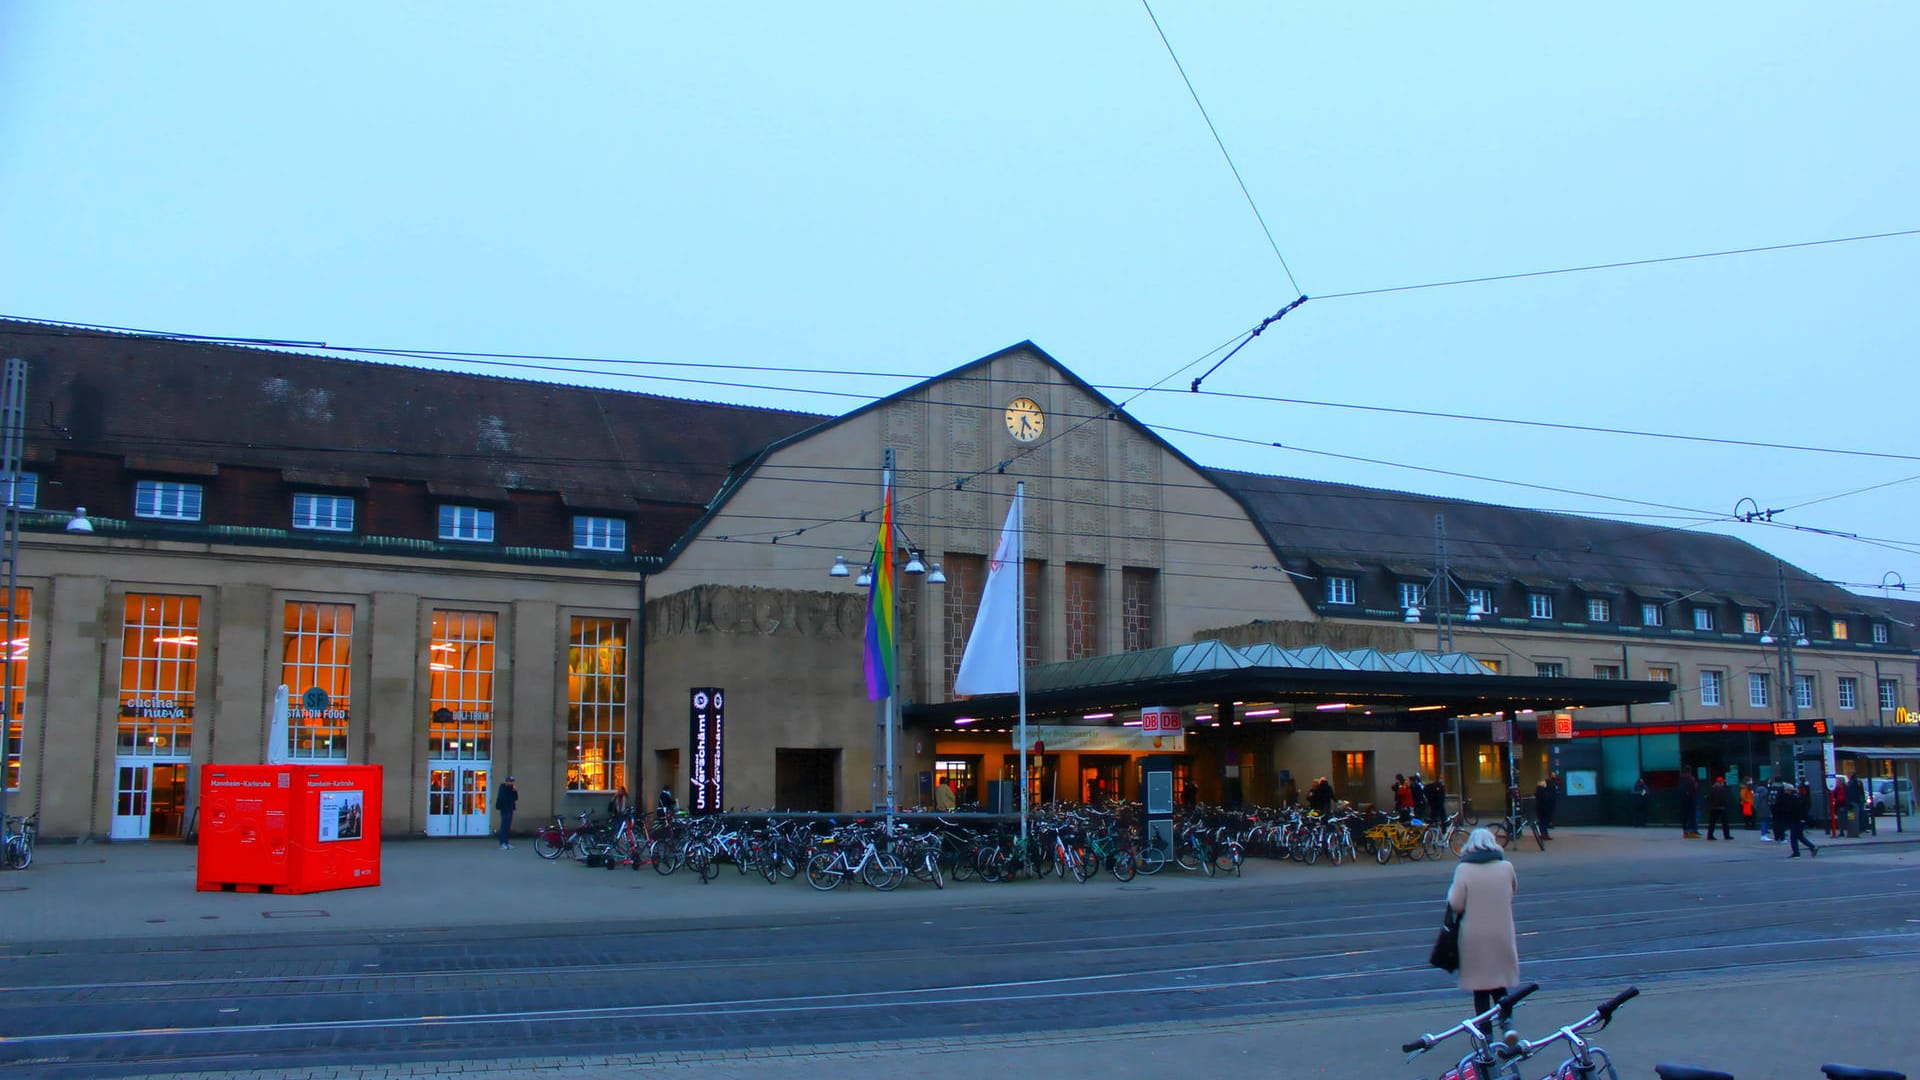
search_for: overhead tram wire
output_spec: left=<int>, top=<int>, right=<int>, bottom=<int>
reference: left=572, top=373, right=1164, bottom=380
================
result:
left=1311, top=227, right=1920, bottom=302
left=1140, top=0, right=1302, bottom=298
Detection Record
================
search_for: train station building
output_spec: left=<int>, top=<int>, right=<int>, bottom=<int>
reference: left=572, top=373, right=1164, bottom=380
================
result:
left=2, top=319, right=1913, bottom=839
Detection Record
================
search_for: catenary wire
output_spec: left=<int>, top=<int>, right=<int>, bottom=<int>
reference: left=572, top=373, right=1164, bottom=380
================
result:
left=1139, top=0, right=1302, bottom=295
left=1312, top=227, right=1920, bottom=301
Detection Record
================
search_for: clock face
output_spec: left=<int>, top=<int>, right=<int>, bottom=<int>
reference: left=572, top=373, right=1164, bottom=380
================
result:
left=1005, top=397, right=1044, bottom=443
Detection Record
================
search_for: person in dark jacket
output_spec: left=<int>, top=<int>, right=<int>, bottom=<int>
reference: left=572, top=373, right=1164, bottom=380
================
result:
left=1705, top=776, right=1733, bottom=840
left=1534, top=775, right=1558, bottom=839
left=1426, top=776, right=1448, bottom=823
left=1787, top=782, right=1820, bottom=858
left=1308, top=777, right=1335, bottom=816
left=1769, top=782, right=1790, bottom=844
left=1847, top=773, right=1871, bottom=835
left=1632, top=776, right=1650, bottom=827
left=496, top=775, right=519, bottom=850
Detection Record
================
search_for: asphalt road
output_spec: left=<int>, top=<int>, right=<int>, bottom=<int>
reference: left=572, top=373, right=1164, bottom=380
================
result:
left=3, top=837, right=1917, bottom=1078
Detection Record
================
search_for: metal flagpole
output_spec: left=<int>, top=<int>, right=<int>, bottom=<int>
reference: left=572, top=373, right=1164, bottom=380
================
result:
left=1015, top=481, right=1028, bottom=849
left=882, top=455, right=896, bottom=828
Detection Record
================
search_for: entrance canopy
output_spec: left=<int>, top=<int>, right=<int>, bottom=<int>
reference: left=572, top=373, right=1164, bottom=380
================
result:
left=1836, top=746, right=1920, bottom=760
left=907, top=639, right=1675, bottom=726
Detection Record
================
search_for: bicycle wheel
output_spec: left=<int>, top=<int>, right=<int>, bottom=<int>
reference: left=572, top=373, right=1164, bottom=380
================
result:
left=1215, top=843, right=1243, bottom=877
left=651, top=840, right=682, bottom=875
left=1175, top=844, right=1203, bottom=872
left=533, top=829, right=565, bottom=860
left=1109, top=850, right=1137, bottom=882
left=692, top=846, right=720, bottom=883
left=1461, top=800, right=1480, bottom=826
left=1373, top=841, right=1391, bottom=865
left=1448, top=828, right=1468, bottom=856
left=4, top=839, right=26, bottom=871
left=805, top=852, right=844, bottom=891
left=1533, top=820, right=1547, bottom=851
left=569, top=834, right=593, bottom=863
left=1493, top=822, right=1514, bottom=849
left=862, top=852, right=907, bottom=890
left=1137, top=845, right=1167, bottom=875
left=952, top=848, right=979, bottom=882
left=1070, top=852, right=1092, bottom=883
left=923, top=851, right=944, bottom=890
left=1405, top=839, right=1426, bottom=861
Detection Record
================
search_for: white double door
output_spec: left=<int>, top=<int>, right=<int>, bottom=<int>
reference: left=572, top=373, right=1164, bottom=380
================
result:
left=111, top=758, right=189, bottom=840
left=426, top=762, right=492, bottom=837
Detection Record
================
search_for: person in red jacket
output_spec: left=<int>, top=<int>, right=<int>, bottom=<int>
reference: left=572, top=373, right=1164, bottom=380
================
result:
left=1394, top=774, right=1417, bottom=824
left=1829, top=776, right=1848, bottom=837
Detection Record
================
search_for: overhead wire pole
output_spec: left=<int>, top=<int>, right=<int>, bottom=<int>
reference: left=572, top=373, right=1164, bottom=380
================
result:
left=0, top=358, right=24, bottom=829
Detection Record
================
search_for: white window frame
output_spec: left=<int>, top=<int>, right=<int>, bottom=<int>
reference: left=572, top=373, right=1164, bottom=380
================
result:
left=1788, top=615, right=1806, bottom=638
left=1699, top=669, right=1723, bottom=706
left=1593, top=663, right=1622, bottom=680
left=437, top=505, right=495, bottom=543
left=1873, top=623, right=1889, bottom=644
left=1587, top=598, right=1611, bottom=623
left=292, top=493, right=355, bottom=533
left=1794, top=674, right=1815, bottom=711
left=134, top=480, right=203, bottom=521
left=1838, top=676, right=1858, bottom=711
left=1642, top=602, right=1664, bottom=627
left=1528, top=593, right=1553, bottom=620
left=1466, top=588, right=1493, bottom=616
left=1399, top=582, right=1427, bottom=610
left=1693, top=607, right=1716, bottom=632
left=2, top=472, right=37, bottom=509
left=1326, top=577, right=1355, bottom=605
left=1535, top=660, right=1565, bottom=678
left=1743, top=611, right=1763, bottom=634
left=1879, top=678, right=1899, bottom=712
left=1749, top=672, right=1770, bottom=709
left=572, top=515, right=627, bottom=552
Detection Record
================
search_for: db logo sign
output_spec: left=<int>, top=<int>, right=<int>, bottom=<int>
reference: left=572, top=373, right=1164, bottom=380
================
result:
left=1140, top=707, right=1183, bottom=734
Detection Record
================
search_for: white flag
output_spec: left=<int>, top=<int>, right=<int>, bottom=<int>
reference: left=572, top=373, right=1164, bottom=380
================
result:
left=954, top=489, right=1023, bottom=695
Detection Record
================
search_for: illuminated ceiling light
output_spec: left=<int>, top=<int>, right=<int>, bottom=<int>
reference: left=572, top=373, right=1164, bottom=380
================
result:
left=953, top=717, right=976, bottom=725
left=1245, top=708, right=1281, bottom=718
left=904, top=549, right=927, bottom=575
left=829, top=556, right=851, bottom=578
left=66, top=506, right=93, bottom=533
left=1083, top=712, right=1114, bottom=721
left=1315, top=703, right=1352, bottom=711
left=856, top=564, right=874, bottom=588
left=1409, top=705, right=1446, bottom=712
left=927, top=562, right=947, bottom=585
left=1403, top=605, right=1422, bottom=623
left=153, top=635, right=199, bottom=647
left=1122, top=720, right=1141, bottom=727
left=1194, top=714, right=1213, bottom=721
left=430, top=662, right=454, bottom=671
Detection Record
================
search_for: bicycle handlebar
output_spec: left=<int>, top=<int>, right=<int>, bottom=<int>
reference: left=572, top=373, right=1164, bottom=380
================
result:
left=1403, top=983, right=1539, bottom=1056
left=1595, top=985, right=1638, bottom=1023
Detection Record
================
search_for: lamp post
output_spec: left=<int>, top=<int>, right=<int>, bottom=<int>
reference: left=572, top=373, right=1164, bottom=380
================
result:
left=834, top=449, right=941, bottom=823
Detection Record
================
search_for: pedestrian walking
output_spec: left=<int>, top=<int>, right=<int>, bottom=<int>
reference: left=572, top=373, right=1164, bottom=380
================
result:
left=1632, top=776, right=1650, bottom=827
left=1534, top=775, right=1558, bottom=840
left=1755, top=779, right=1773, bottom=840
left=1705, top=776, right=1733, bottom=840
left=1787, top=782, right=1820, bottom=858
left=1679, top=772, right=1700, bottom=838
left=1769, top=782, right=1790, bottom=844
left=496, top=775, right=518, bottom=850
left=1740, top=779, right=1755, bottom=830
left=1446, top=828, right=1520, bottom=1023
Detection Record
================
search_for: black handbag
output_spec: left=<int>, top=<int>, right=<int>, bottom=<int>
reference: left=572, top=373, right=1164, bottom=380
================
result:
left=1429, top=905, right=1462, bottom=972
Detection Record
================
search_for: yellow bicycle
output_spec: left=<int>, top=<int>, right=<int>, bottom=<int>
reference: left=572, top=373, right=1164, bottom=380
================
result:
left=1363, top=819, right=1427, bottom=863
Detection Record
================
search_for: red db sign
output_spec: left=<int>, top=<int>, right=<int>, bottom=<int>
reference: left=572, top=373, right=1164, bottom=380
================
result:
left=1140, top=707, right=1183, bottom=734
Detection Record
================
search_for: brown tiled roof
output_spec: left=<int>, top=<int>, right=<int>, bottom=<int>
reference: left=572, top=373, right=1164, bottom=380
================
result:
left=3, top=319, right=826, bottom=516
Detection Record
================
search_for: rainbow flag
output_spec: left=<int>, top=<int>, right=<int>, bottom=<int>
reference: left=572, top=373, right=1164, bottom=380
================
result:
left=862, top=485, right=896, bottom=700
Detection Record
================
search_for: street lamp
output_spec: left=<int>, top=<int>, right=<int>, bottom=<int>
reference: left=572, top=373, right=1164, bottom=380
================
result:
left=829, top=449, right=942, bottom=820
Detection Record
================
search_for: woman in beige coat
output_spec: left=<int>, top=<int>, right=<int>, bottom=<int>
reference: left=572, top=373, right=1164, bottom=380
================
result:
left=1446, top=827, right=1520, bottom=1019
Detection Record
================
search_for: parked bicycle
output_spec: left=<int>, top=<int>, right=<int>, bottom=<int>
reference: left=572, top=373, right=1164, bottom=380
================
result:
left=1500, top=986, right=1636, bottom=1079
left=1657, top=1063, right=1905, bottom=1079
left=2, top=812, right=35, bottom=871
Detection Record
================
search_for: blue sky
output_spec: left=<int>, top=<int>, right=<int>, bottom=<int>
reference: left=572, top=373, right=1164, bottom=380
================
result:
left=3, top=3, right=1915, bottom=596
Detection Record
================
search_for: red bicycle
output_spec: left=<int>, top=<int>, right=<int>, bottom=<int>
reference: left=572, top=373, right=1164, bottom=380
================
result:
left=533, top=811, right=597, bottom=860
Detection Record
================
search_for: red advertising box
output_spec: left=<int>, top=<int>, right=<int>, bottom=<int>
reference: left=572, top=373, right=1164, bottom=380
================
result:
left=197, top=764, right=382, bottom=894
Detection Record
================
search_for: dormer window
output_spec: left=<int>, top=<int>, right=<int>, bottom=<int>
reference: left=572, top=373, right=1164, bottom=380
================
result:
left=1874, top=623, right=1890, bottom=645
left=1399, top=582, right=1427, bottom=610
left=1692, top=607, right=1716, bottom=631
left=438, top=505, right=495, bottom=543
left=2, top=472, right=37, bottom=509
left=573, top=515, right=626, bottom=552
left=1326, top=577, right=1355, bottom=605
left=135, top=480, right=203, bottom=521
left=1831, top=619, right=1849, bottom=641
left=1528, top=593, right=1553, bottom=620
left=293, top=493, right=355, bottom=533
left=1788, top=615, right=1806, bottom=638
left=1642, top=602, right=1664, bottom=627
left=1587, top=598, right=1611, bottom=623
left=1743, top=611, right=1763, bottom=634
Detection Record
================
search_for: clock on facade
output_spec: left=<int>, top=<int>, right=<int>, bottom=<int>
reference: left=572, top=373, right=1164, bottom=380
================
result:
left=1004, top=397, right=1044, bottom=443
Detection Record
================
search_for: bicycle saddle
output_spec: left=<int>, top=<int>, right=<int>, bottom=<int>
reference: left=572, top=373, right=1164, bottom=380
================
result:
left=1821, top=1067, right=1906, bottom=1080
left=1655, top=1067, right=1735, bottom=1080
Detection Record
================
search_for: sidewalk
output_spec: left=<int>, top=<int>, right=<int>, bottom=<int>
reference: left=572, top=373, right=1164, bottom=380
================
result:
left=6, top=822, right=1917, bottom=946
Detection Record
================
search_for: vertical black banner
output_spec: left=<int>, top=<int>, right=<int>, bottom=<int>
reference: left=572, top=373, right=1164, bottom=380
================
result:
left=689, top=687, right=725, bottom=814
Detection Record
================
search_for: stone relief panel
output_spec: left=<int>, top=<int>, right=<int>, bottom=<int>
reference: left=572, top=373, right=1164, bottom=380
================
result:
left=1064, top=419, right=1107, bottom=563
left=945, top=379, right=987, bottom=545
left=647, top=586, right=867, bottom=643
left=884, top=399, right=928, bottom=537
left=1122, top=429, right=1161, bottom=566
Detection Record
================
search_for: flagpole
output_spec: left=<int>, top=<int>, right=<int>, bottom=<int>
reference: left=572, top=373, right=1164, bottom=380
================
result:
left=1015, top=481, right=1028, bottom=850
left=882, top=459, right=896, bottom=829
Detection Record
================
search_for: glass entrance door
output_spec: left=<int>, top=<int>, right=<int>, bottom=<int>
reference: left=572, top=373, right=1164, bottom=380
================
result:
left=111, top=761, right=152, bottom=840
left=426, top=763, right=491, bottom=836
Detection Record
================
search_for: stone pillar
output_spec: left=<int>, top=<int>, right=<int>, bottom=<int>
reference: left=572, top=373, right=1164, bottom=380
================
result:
left=508, top=599, right=555, bottom=821
left=366, top=591, right=419, bottom=834
left=209, top=583, right=271, bottom=765
left=42, top=574, right=108, bottom=838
